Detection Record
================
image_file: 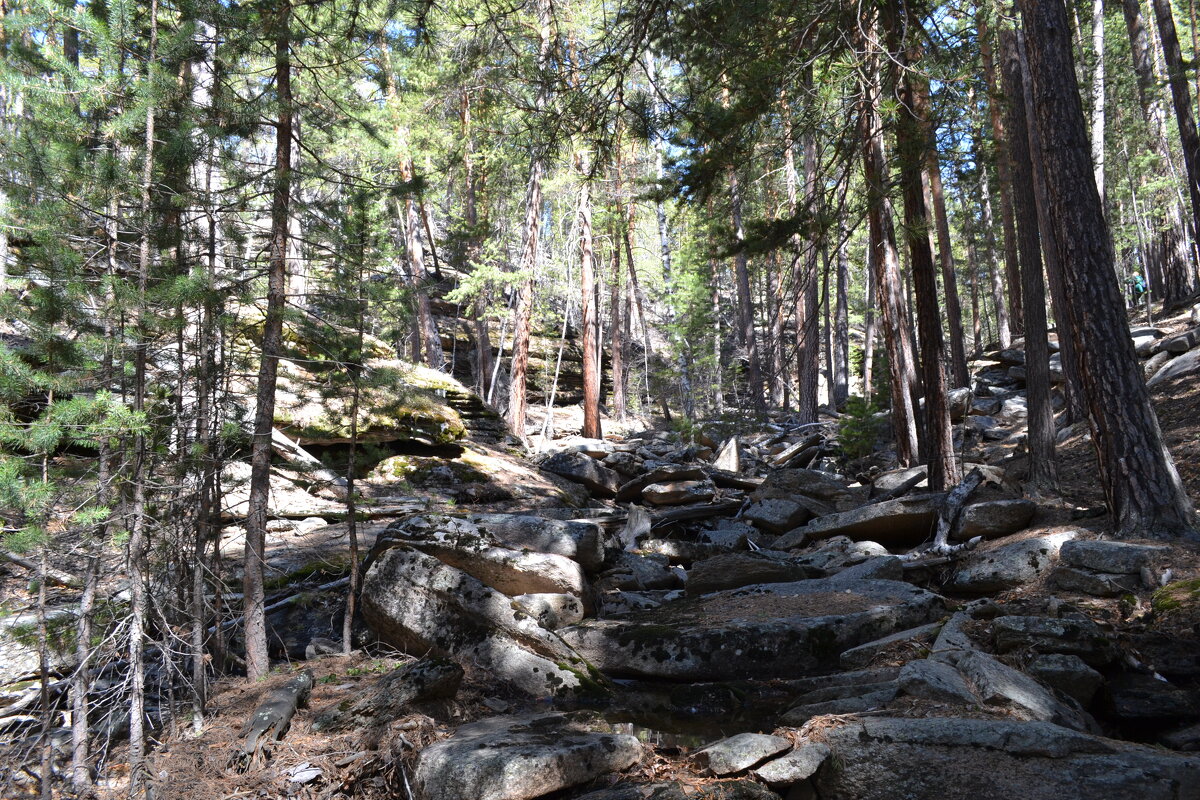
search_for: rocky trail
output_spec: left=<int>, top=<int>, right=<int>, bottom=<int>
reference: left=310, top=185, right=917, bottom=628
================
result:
left=7, top=307, right=1200, bottom=800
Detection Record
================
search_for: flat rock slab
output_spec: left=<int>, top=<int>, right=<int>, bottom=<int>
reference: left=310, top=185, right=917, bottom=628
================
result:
left=812, top=716, right=1200, bottom=800
left=693, top=733, right=791, bottom=775
left=839, top=622, right=941, bottom=670
left=558, top=578, right=945, bottom=681
left=1053, top=566, right=1141, bottom=597
left=616, top=466, right=706, bottom=502
left=1059, top=540, right=1167, bottom=575
left=414, top=712, right=642, bottom=800
left=686, top=552, right=821, bottom=596
left=945, top=532, right=1077, bottom=594
left=777, top=494, right=946, bottom=548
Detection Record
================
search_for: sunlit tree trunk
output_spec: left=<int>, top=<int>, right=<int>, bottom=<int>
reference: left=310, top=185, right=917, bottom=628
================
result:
left=1018, top=0, right=1196, bottom=539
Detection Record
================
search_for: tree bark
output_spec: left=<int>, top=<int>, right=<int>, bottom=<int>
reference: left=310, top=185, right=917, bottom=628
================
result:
left=1091, top=0, right=1107, bottom=200
left=1122, top=0, right=1194, bottom=302
left=460, top=93, right=493, bottom=395
left=785, top=85, right=820, bottom=424
left=887, top=2, right=958, bottom=490
left=246, top=0, right=292, bottom=681
left=1017, top=0, right=1197, bottom=539
left=858, top=12, right=919, bottom=466
left=833, top=218, right=850, bottom=408
left=978, top=1, right=1024, bottom=337
left=1150, top=0, right=1200, bottom=299
left=506, top=0, right=552, bottom=440
left=576, top=149, right=601, bottom=439
left=927, top=156, right=970, bottom=388
left=1003, top=27, right=1058, bottom=492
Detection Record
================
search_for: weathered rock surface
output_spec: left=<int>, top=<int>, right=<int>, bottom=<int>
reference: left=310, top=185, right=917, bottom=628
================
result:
left=957, top=650, right=1096, bottom=731
left=558, top=578, right=945, bottom=681
left=743, top=497, right=827, bottom=534
left=1052, top=566, right=1140, bottom=597
left=1027, top=654, right=1104, bottom=705
left=1148, top=348, right=1200, bottom=388
left=899, top=659, right=979, bottom=705
left=955, top=499, right=1037, bottom=540
left=944, top=532, right=1077, bottom=594
left=414, top=712, right=642, bottom=800
left=685, top=552, right=820, bottom=596
left=541, top=451, right=623, bottom=497
left=839, top=622, right=941, bottom=670
left=991, top=615, right=1117, bottom=666
left=1059, top=540, right=1166, bottom=575
left=811, top=716, right=1200, bottom=800
left=469, top=514, right=606, bottom=571
left=378, top=516, right=586, bottom=597
left=754, top=742, right=831, bottom=787
left=777, top=494, right=944, bottom=547
left=360, top=545, right=584, bottom=696
left=311, top=657, right=462, bottom=731
left=693, top=733, right=791, bottom=775
left=642, top=480, right=715, bottom=506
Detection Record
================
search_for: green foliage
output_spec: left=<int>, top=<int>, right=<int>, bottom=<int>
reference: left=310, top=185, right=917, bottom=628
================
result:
left=837, top=396, right=884, bottom=460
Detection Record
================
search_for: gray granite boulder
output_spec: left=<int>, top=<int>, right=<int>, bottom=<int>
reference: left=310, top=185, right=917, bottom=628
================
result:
left=1027, top=654, right=1103, bottom=705
left=955, top=499, right=1037, bottom=540
left=686, top=552, right=820, bottom=596
left=899, top=659, right=980, bottom=705
left=541, top=450, right=623, bottom=497
left=469, top=513, right=606, bottom=571
left=991, top=615, right=1117, bottom=667
left=944, top=531, right=1077, bottom=594
left=693, top=733, right=791, bottom=775
left=1059, top=540, right=1167, bottom=575
left=414, top=713, right=641, bottom=800
left=558, top=578, right=945, bottom=681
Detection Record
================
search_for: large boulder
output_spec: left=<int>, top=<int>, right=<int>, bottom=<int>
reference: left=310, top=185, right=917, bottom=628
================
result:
left=944, top=531, right=1077, bottom=594
left=1059, top=539, right=1167, bottom=575
left=414, top=712, right=642, bottom=800
left=776, top=494, right=944, bottom=548
left=378, top=515, right=586, bottom=597
left=557, top=578, right=945, bottom=681
left=642, top=480, right=715, bottom=506
left=359, top=544, right=588, bottom=696
left=955, top=499, right=1037, bottom=540
left=540, top=451, right=622, bottom=497
left=991, top=615, right=1117, bottom=667
left=1149, top=348, right=1200, bottom=388
left=468, top=513, right=605, bottom=571
left=810, top=716, right=1200, bottom=800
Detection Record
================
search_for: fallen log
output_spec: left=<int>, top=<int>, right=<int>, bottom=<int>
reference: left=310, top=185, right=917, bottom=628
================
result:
left=236, top=669, right=314, bottom=767
left=0, top=551, right=82, bottom=589
left=311, top=657, right=462, bottom=732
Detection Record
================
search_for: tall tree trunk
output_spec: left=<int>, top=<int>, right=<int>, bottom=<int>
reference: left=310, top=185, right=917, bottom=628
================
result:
left=976, top=152, right=1012, bottom=348
left=507, top=0, right=552, bottom=439
left=1017, top=0, right=1196, bottom=539
left=576, top=149, right=601, bottom=439
left=858, top=12, right=919, bottom=466
left=833, top=219, right=850, bottom=408
left=128, top=2, right=159, bottom=790
left=609, top=219, right=626, bottom=420
left=460, top=93, right=493, bottom=395
left=1123, top=0, right=1194, bottom=302
left=927, top=155, right=970, bottom=387
left=978, top=1, right=1025, bottom=337
left=1004, top=27, right=1058, bottom=493
left=246, top=0, right=292, bottom=680
left=887, top=2, right=958, bottom=490
left=1150, top=0, right=1200, bottom=298
left=1091, top=0, right=1107, bottom=200
left=785, top=86, right=820, bottom=424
